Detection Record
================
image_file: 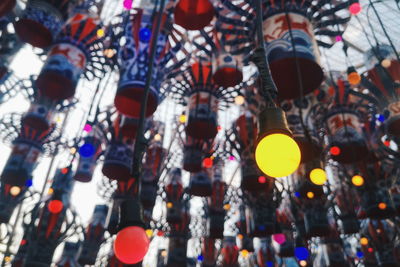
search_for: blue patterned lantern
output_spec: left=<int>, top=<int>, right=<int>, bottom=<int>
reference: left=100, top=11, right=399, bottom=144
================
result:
left=113, top=5, right=178, bottom=118
left=14, top=0, right=72, bottom=48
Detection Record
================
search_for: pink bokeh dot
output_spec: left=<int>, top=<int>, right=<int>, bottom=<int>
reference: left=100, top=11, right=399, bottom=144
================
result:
left=84, top=124, right=92, bottom=133
left=273, top=233, right=286, bottom=245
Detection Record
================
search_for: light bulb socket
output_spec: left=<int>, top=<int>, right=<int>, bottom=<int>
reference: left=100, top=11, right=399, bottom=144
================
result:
left=257, top=107, right=292, bottom=141
left=118, top=198, right=145, bottom=231
left=346, top=66, right=357, bottom=75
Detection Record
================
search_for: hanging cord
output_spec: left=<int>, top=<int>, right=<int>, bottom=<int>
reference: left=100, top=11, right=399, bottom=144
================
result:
left=131, top=0, right=167, bottom=179
left=251, top=0, right=277, bottom=107
left=284, top=11, right=313, bottom=144
left=368, top=0, right=400, bottom=62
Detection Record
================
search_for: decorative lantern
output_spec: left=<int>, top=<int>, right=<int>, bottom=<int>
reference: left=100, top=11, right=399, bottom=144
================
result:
left=183, top=135, right=213, bottom=173
left=189, top=171, right=212, bottom=197
left=166, top=168, right=184, bottom=224
left=274, top=212, right=295, bottom=257
left=14, top=0, right=71, bottom=48
left=36, top=10, right=104, bottom=101
left=74, top=134, right=103, bottom=182
left=174, top=0, right=215, bottom=31
left=246, top=190, right=276, bottom=237
left=166, top=237, right=188, bottom=267
left=221, top=236, right=239, bottom=267
left=113, top=6, right=177, bottom=118
left=212, top=51, right=243, bottom=88
left=201, top=237, right=216, bottom=267
left=56, top=242, right=81, bottom=267
left=207, top=173, right=226, bottom=238
left=256, top=239, right=276, bottom=267
left=79, top=205, right=109, bottom=265
left=102, top=141, right=134, bottom=181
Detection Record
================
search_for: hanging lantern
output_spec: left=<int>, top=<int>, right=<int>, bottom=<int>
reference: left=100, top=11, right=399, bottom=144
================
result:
left=14, top=0, right=70, bottom=48
left=174, top=0, right=215, bottom=31
left=0, top=0, right=15, bottom=18
left=221, top=236, right=239, bottom=267
left=56, top=242, right=81, bottom=267
left=183, top=135, right=212, bottom=173
left=166, top=168, right=184, bottom=224
left=102, top=141, right=133, bottom=181
left=74, top=135, right=103, bottom=182
left=325, top=109, right=368, bottom=163
left=262, top=11, right=322, bottom=99
left=166, top=237, right=188, bottom=267
left=113, top=7, right=174, bottom=118
left=333, top=181, right=360, bottom=234
left=36, top=11, right=104, bottom=101
left=202, top=237, right=216, bottom=267
left=22, top=98, right=57, bottom=132
left=257, top=239, right=276, bottom=267
left=212, top=51, right=243, bottom=88
left=247, top=191, right=276, bottom=237
left=189, top=171, right=212, bottom=197
left=78, top=205, right=109, bottom=265
left=114, top=114, right=138, bottom=140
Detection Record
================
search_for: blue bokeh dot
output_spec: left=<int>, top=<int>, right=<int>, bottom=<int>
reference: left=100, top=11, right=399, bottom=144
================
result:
left=79, top=143, right=95, bottom=158
left=25, top=179, right=33, bottom=187
left=295, top=247, right=309, bottom=260
left=139, top=28, right=151, bottom=42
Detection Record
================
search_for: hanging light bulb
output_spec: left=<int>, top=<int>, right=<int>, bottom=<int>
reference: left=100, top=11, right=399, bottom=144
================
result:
left=351, top=175, right=364, bottom=186
left=349, top=1, right=362, bottom=15
left=381, top=58, right=392, bottom=68
left=114, top=199, right=150, bottom=264
left=255, top=107, right=301, bottom=178
left=309, top=168, right=327, bottom=185
left=347, top=66, right=361, bottom=85
left=48, top=199, right=64, bottom=214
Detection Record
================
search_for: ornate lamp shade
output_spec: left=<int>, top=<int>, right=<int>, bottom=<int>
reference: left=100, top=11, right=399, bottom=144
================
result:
left=166, top=168, right=184, bottom=224
left=363, top=45, right=400, bottom=136
left=263, top=10, right=323, bottom=99
left=247, top=198, right=276, bottom=237
left=114, top=114, right=138, bottom=140
left=1, top=140, right=42, bottom=187
left=325, top=108, right=368, bottom=163
left=256, top=239, right=276, bottom=267
left=183, top=135, right=212, bottom=173
left=0, top=0, right=15, bottom=18
left=202, top=237, right=216, bottom=267
left=212, top=51, right=243, bottom=88
left=166, top=237, right=188, bottom=267
left=56, top=242, right=81, bottom=267
left=102, top=141, right=133, bottom=181
left=221, top=237, right=239, bottom=267
left=359, top=183, right=395, bottom=219
left=174, top=0, right=215, bottom=31
left=189, top=171, right=212, bottom=197
left=185, top=63, right=218, bottom=139
left=14, top=0, right=70, bottom=48
left=79, top=205, right=108, bottom=265
left=74, top=135, right=103, bottom=182
left=36, top=12, right=103, bottom=101
left=114, top=8, right=173, bottom=118
left=22, top=98, right=56, bottom=132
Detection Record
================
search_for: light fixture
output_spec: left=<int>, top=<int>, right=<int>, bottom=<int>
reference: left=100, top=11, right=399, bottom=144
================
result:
left=255, top=107, right=301, bottom=178
left=381, top=58, right=391, bottom=68
left=309, top=168, right=327, bottom=185
left=349, top=2, right=362, bottom=15
left=114, top=199, right=150, bottom=264
left=351, top=175, right=364, bottom=186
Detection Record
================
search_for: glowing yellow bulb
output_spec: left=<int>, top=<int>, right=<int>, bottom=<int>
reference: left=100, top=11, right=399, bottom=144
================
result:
left=360, top=237, right=369, bottom=246
left=352, top=175, right=364, bottom=187
left=234, top=95, right=245, bottom=105
left=255, top=133, right=301, bottom=178
left=381, top=59, right=391, bottom=68
left=167, top=202, right=173, bottom=208
left=161, top=250, right=167, bottom=257
left=10, top=186, right=21, bottom=196
left=104, top=48, right=115, bottom=58
left=223, top=204, right=231, bottom=210
left=179, top=114, right=187, bottom=123
left=299, top=260, right=307, bottom=267
left=309, top=168, right=327, bottom=185
left=70, top=147, right=77, bottom=154
left=241, top=249, right=249, bottom=258
left=4, top=256, right=11, bottom=262
left=154, top=134, right=162, bottom=141
left=48, top=188, right=54, bottom=195
left=237, top=234, right=243, bottom=240
left=348, top=72, right=361, bottom=85
left=307, top=191, right=314, bottom=199
left=97, top=28, right=105, bottom=38
left=146, top=229, right=153, bottom=238
left=378, top=202, right=387, bottom=210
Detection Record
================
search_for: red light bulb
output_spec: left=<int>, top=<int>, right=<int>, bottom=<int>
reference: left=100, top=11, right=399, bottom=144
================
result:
left=48, top=200, right=63, bottom=214
left=258, top=176, right=266, bottom=184
left=330, top=146, right=341, bottom=156
left=203, top=157, right=213, bottom=168
left=349, top=3, right=361, bottom=15
left=114, top=226, right=150, bottom=264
